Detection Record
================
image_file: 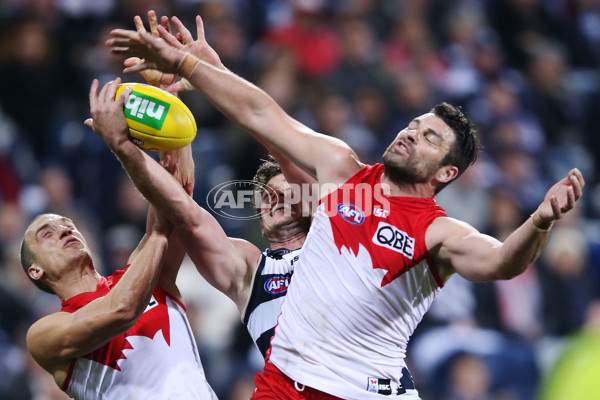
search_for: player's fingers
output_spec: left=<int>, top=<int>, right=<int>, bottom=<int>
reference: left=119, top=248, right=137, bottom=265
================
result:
left=97, top=79, right=112, bottom=105
left=161, top=16, right=172, bottom=34
left=196, top=15, right=205, bottom=42
left=148, top=10, right=160, bottom=37
left=156, top=25, right=181, bottom=48
left=89, top=79, right=99, bottom=111
left=123, top=62, right=150, bottom=74
left=124, top=57, right=143, bottom=67
left=110, top=29, right=140, bottom=40
left=564, top=185, right=575, bottom=212
left=104, top=77, right=121, bottom=105
left=133, top=15, right=146, bottom=32
left=172, top=16, right=193, bottom=44
left=115, top=85, right=133, bottom=107
left=569, top=168, right=585, bottom=189
left=550, top=196, right=561, bottom=219
left=570, top=174, right=583, bottom=200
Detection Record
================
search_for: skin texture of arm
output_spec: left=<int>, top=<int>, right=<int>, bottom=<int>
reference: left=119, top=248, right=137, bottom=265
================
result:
left=26, top=217, right=170, bottom=378
left=429, top=169, right=585, bottom=282
left=127, top=11, right=318, bottom=195
left=107, top=22, right=363, bottom=188
left=85, top=78, right=261, bottom=310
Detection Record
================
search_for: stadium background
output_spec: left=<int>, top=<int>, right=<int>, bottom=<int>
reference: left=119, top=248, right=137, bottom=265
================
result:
left=0, top=0, right=599, bottom=399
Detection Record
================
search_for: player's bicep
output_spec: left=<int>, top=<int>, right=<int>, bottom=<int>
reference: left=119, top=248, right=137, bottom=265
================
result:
left=254, top=109, right=359, bottom=181
left=27, top=302, right=131, bottom=366
left=178, top=208, right=258, bottom=297
left=429, top=218, right=503, bottom=282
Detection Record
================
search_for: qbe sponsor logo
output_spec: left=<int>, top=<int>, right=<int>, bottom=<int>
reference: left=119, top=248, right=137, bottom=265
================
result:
left=372, top=221, right=415, bottom=259
left=264, top=275, right=290, bottom=294
left=367, top=377, right=392, bottom=395
left=337, top=203, right=365, bottom=225
left=124, top=91, right=170, bottom=130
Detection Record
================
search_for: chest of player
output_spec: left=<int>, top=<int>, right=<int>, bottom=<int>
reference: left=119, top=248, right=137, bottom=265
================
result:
left=320, top=191, right=434, bottom=287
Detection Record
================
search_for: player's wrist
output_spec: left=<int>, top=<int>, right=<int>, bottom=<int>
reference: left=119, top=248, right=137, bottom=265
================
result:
left=531, top=208, right=554, bottom=232
left=177, top=53, right=200, bottom=81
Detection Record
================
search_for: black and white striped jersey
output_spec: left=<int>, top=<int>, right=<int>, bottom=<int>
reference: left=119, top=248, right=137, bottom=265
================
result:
left=242, top=247, right=301, bottom=358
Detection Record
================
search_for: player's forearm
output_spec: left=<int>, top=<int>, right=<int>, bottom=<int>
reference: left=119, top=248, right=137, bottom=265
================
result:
left=110, top=231, right=169, bottom=324
left=492, top=215, right=552, bottom=279
left=112, top=141, right=194, bottom=226
left=178, top=54, right=320, bottom=174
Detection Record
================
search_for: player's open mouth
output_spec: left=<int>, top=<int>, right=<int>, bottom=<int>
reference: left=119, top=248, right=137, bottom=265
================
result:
left=64, top=237, right=80, bottom=247
left=396, top=141, right=410, bottom=155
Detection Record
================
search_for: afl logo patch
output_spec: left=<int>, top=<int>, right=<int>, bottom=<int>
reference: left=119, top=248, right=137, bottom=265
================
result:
left=338, top=203, right=365, bottom=225
left=264, top=275, right=290, bottom=294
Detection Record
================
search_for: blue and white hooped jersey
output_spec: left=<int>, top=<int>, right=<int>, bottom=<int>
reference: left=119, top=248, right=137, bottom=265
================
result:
left=242, top=247, right=300, bottom=358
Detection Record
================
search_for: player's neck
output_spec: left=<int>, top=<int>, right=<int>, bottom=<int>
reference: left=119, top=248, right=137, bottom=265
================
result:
left=269, top=231, right=306, bottom=252
left=380, top=172, right=435, bottom=198
left=55, top=261, right=101, bottom=302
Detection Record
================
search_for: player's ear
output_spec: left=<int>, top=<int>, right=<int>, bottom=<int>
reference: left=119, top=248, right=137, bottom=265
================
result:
left=436, top=165, right=458, bottom=184
left=28, top=264, right=44, bottom=281
left=261, top=222, right=266, bottom=238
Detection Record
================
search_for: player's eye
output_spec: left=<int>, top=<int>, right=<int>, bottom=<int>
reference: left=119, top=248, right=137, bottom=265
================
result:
left=425, top=132, right=441, bottom=145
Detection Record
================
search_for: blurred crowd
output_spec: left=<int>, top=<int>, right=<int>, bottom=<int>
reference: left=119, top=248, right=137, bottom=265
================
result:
left=0, top=0, right=599, bottom=399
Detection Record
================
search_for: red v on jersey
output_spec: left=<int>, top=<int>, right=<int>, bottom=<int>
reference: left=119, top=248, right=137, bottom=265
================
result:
left=61, top=269, right=172, bottom=370
left=322, top=164, right=446, bottom=287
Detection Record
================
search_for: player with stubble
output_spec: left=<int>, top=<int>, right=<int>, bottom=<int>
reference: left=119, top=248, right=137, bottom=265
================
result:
left=107, top=16, right=585, bottom=400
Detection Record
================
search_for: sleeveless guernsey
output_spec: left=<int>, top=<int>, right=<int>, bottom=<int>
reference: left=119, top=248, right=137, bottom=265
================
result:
left=60, top=269, right=217, bottom=400
left=269, top=163, right=446, bottom=400
left=243, top=247, right=300, bottom=358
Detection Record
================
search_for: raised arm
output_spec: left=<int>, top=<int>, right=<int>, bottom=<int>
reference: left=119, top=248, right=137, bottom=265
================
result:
left=107, top=18, right=362, bottom=186
left=85, top=78, right=261, bottom=308
left=429, top=169, right=585, bottom=282
left=26, top=206, right=171, bottom=372
left=126, top=12, right=318, bottom=192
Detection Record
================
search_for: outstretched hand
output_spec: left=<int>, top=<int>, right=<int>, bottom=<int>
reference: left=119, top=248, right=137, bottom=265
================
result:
left=108, top=25, right=183, bottom=75
left=84, top=78, right=133, bottom=151
left=108, top=12, right=223, bottom=93
left=125, top=11, right=178, bottom=89
left=535, top=168, right=585, bottom=225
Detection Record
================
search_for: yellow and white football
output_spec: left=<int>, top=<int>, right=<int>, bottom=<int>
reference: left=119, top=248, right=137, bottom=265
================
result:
left=115, top=83, right=196, bottom=151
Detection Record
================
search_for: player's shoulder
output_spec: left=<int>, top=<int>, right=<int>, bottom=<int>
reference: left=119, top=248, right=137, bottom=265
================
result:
left=26, top=311, right=69, bottom=354
left=426, top=216, right=478, bottom=247
left=319, top=148, right=365, bottom=185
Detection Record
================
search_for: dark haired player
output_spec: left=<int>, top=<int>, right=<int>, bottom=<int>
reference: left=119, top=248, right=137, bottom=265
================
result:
left=108, top=16, right=585, bottom=400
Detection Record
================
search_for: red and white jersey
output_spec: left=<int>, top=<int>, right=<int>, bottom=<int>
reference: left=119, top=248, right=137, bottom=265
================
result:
left=269, top=164, right=446, bottom=400
left=60, top=269, right=217, bottom=400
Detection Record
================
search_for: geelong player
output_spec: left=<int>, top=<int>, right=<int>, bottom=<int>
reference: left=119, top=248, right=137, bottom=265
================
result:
left=107, top=16, right=585, bottom=400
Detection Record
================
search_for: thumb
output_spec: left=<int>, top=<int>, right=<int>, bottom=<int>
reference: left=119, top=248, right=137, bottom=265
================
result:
left=124, top=57, right=143, bottom=67
left=165, top=79, right=193, bottom=94
left=84, top=118, right=95, bottom=132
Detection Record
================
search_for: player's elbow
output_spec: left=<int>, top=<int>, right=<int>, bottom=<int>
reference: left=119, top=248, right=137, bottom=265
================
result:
left=111, top=297, right=145, bottom=330
left=489, top=261, right=529, bottom=281
left=178, top=206, right=210, bottom=233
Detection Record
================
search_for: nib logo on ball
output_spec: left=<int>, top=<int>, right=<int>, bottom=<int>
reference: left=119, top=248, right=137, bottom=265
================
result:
left=124, top=92, right=170, bottom=130
left=116, top=83, right=196, bottom=151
